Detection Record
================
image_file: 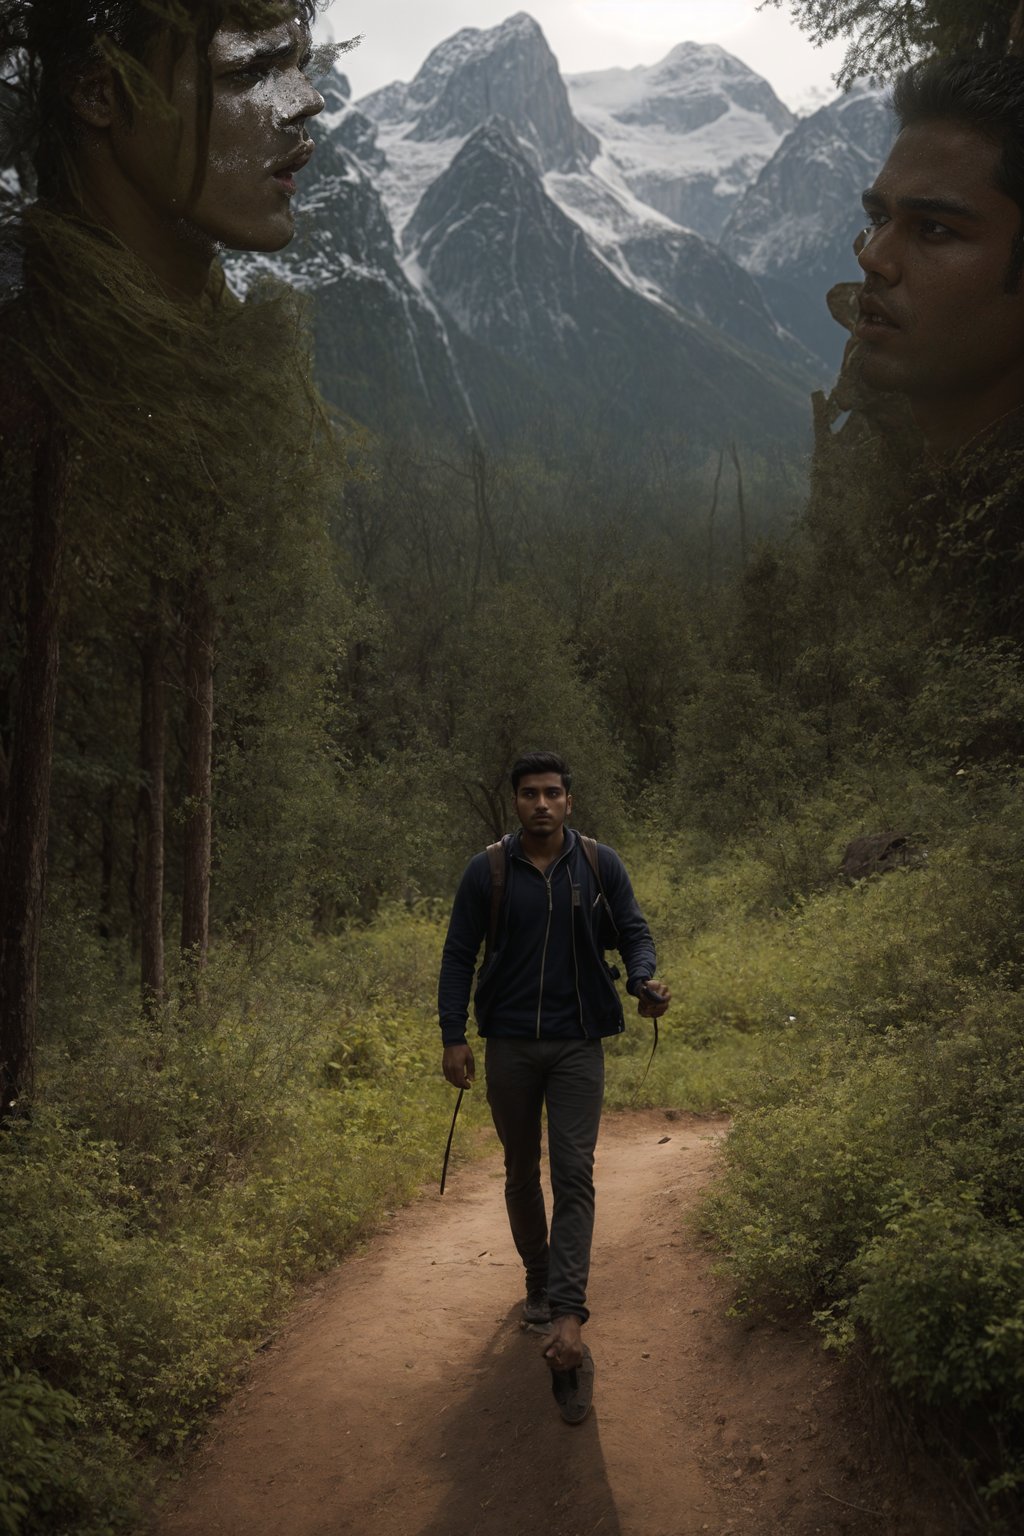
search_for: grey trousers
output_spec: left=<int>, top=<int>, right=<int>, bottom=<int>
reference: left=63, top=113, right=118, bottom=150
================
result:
left=484, top=1036, right=605, bottom=1324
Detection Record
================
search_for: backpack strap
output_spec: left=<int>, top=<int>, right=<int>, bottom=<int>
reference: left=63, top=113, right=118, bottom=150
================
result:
left=578, top=833, right=601, bottom=888
left=579, top=834, right=619, bottom=945
left=485, top=837, right=507, bottom=960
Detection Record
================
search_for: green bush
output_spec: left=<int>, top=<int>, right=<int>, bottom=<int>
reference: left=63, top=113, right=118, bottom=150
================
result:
left=0, top=1370, right=131, bottom=1536
left=2, top=908, right=470, bottom=1532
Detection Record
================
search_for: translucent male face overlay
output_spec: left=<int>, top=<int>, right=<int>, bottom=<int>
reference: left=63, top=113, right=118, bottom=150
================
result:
left=852, top=118, right=1024, bottom=442
left=84, top=12, right=325, bottom=254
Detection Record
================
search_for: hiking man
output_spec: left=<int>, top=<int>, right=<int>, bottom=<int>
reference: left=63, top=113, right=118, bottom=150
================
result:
left=437, top=751, right=670, bottom=1423
left=854, top=55, right=1024, bottom=453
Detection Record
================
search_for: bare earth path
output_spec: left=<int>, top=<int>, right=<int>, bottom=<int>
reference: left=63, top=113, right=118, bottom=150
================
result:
left=154, top=1112, right=952, bottom=1536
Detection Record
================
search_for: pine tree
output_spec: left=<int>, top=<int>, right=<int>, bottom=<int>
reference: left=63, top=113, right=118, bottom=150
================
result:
left=765, top=0, right=1024, bottom=84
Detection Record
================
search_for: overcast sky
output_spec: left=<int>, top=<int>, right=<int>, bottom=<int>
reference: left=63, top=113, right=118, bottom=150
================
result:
left=318, top=1, right=850, bottom=113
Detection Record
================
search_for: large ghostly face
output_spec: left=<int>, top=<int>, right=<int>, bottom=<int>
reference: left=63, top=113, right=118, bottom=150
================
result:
left=86, top=12, right=325, bottom=256
left=855, top=119, right=1024, bottom=444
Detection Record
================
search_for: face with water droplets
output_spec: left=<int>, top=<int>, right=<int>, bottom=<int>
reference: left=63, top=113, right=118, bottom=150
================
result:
left=198, top=17, right=326, bottom=249
left=98, top=12, right=325, bottom=256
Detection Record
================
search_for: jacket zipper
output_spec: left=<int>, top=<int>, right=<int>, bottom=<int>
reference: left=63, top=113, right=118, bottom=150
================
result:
left=522, top=841, right=573, bottom=1040
left=536, top=873, right=553, bottom=1039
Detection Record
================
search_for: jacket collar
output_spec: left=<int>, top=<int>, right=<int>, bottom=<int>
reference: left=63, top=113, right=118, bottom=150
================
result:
left=508, top=825, right=578, bottom=861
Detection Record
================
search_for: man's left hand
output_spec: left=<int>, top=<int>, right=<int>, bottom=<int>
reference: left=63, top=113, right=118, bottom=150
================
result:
left=638, top=979, right=671, bottom=1018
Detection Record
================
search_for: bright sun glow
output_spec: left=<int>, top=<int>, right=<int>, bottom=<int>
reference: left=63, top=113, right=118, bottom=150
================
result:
left=577, top=0, right=755, bottom=45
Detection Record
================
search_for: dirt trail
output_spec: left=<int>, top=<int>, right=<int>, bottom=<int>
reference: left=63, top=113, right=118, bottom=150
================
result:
left=154, top=1112, right=952, bottom=1536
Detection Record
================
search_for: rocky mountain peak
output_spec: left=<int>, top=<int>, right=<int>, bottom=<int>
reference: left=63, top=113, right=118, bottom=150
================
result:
left=359, top=12, right=598, bottom=175
left=720, top=83, right=893, bottom=363
left=654, top=40, right=731, bottom=75
left=566, top=41, right=795, bottom=238
left=404, top=116, right=542, bottom=263
left=322, top=71, right=351, bottom=109
left=318, top=68, right=385, bottom=172
left=591, top=39, right=794, bottom=135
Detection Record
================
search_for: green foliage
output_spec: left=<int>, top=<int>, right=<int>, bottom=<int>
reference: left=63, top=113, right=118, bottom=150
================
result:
left=671, top=780, right=1024, bottom=1516
left=3, top=909, right=469, bottom=1531
left=0, top=1370, right=134, bottom=1536
left=764, top=0, right=1021, bottom=86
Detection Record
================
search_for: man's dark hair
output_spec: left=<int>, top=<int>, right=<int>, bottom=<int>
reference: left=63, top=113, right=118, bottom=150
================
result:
left=510, top=752, right=572, bottom=793
left=892, top=54, right=1024, bottom=290
left=1, top=1, right=326, bottom=201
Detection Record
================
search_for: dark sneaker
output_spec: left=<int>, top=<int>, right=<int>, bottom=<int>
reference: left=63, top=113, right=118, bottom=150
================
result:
left=551, top=1344, right=595, bottom=1425
left=523, top=1289, right=551, bottom=1326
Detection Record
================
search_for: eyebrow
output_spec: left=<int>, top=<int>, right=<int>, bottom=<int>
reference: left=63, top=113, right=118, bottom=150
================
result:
left=861, top=188, right=983, bottom=221
left=219, top=21, right=314, bottom=71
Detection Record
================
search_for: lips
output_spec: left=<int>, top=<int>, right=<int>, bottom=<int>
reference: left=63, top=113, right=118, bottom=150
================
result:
left=271, top=140, right=314, bottom=184
left=857, top=292, right=902, bottom=334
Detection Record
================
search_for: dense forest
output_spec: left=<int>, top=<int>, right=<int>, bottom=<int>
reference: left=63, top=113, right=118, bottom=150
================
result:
left=3, top=0, right=1024, bottom=1532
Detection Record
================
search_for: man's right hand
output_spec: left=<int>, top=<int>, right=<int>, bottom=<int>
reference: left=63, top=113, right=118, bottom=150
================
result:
left=442, top=1043, right=475, bottom=1089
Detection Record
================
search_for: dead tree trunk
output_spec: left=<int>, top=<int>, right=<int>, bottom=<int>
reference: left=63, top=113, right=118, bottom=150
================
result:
left=706, top=448, right=724, bottom=590
left=180, top=570, right=214, bottom=980
left=0, top=424, right=67, bottom=1118
left=731, top=442, right=748, bottom=569
left=139, top=577, right=166, bottom=1011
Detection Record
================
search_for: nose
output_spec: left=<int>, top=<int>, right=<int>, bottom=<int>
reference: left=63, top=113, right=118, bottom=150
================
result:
left=855, top=222, right=900, bottom=283
left=280, top=73, right=325, bottom=127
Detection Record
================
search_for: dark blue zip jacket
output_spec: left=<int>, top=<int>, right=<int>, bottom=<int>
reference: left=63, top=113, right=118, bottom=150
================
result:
left=438, top=827, right=657, bottom=1045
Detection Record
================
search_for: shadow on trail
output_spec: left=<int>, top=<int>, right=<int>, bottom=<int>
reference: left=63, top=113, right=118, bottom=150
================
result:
left=416, top=1304, right=622, bottom=1536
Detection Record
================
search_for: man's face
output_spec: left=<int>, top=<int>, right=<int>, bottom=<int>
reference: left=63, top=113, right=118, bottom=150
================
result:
left=513, top=774, right=572, bottom=839
left=102, top=13, right=324, bottom=254
left=855, top=119, right=1024, bottom=443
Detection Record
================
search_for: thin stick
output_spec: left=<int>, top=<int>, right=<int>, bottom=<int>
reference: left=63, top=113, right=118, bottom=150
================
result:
left=816, top=1487, right=883, bottom=1519
left=439, top=1088, right=464, bottom=1195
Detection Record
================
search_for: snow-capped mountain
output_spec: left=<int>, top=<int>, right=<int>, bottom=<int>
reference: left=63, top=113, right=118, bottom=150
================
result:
left=228, top=103, right=473, bottom=435
left=218, top=11, right=898, bottom=446
left=565, top=44, right=795, bottom=240
left=353, top=16, right=819, bottom=393
left=360, top=12, right=597, bottom=179
left=721, top=84, right=895, bottom=365
left=402, top=118, right=810, bottom=444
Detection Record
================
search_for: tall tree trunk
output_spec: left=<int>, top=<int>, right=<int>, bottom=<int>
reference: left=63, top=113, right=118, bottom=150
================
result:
left=0, top=425, right=67, bottom=1119
left=139, top=578, right=166, bottom=1011
left=1007, top=1, right=1023, bottom=53
left=98, top=785, right=115, bottom=941
left=180, top=570, right=214, bottom=978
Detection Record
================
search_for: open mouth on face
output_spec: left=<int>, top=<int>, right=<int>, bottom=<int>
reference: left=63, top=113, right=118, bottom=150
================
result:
left=271, top=141, right=314, bottom=192
left=857, top=298, right=901, bottom=336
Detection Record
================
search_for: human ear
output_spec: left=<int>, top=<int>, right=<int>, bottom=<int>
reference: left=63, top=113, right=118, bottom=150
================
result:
left=69, top=64, right=119, bottom=129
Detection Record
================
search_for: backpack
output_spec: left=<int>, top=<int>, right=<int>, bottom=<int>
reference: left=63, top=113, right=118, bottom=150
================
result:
left=483, top=833, right=618, bottom=960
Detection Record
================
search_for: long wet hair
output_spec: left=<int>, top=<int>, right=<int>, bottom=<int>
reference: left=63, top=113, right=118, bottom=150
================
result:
left=0, top=1, right=331, bottom=203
